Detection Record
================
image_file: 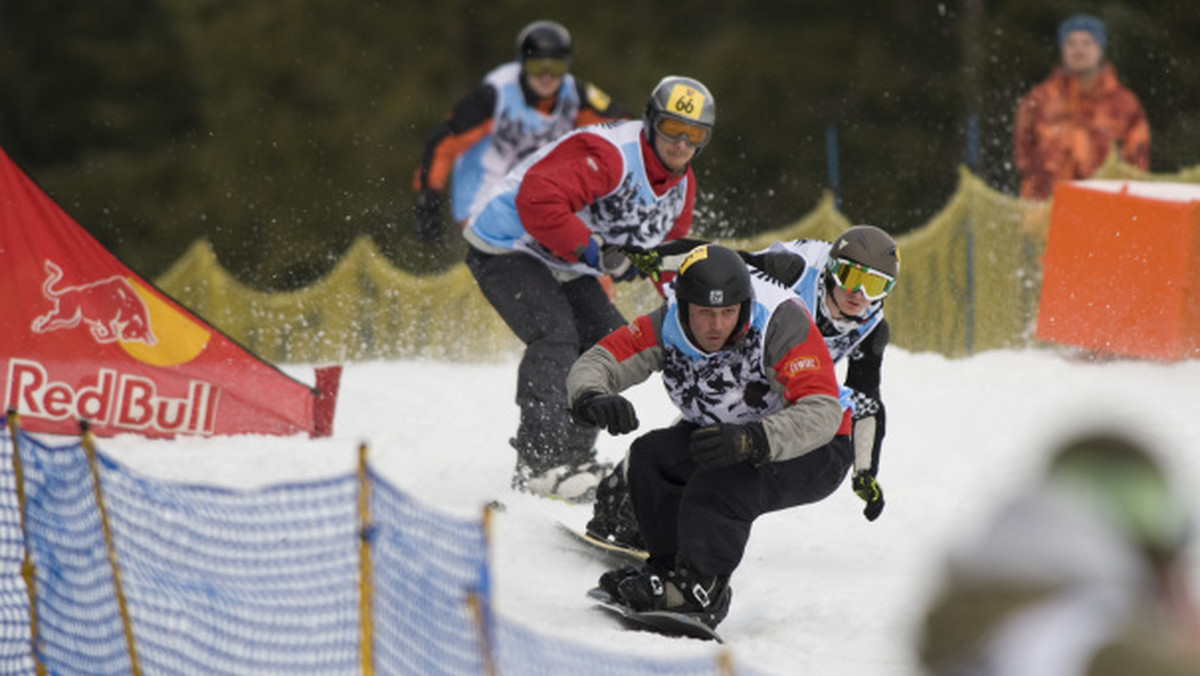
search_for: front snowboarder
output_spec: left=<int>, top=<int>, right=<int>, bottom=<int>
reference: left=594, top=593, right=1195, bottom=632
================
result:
left=586, top=225, right=901, bottom=550
left=567, top=244, right=853, bottom=630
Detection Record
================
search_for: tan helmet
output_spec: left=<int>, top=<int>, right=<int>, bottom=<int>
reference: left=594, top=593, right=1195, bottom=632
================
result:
left=829, top=225, right=900, bottom=278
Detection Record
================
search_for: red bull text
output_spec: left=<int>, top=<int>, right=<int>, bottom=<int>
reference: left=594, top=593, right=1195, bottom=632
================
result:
left=6, top=359, right=220, bottom=436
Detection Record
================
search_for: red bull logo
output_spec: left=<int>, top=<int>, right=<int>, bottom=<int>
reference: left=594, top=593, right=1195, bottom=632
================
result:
left=31, top=260, right=157, bottom=345
left=6, top=358, right=220, bottom=436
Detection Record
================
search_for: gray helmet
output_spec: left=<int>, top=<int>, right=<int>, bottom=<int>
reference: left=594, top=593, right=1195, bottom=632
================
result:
left=515, top=21, right=572, bottom=63
left=828, top=225, right=900, bottom=278
left=644, top=76, right=716, bottom=149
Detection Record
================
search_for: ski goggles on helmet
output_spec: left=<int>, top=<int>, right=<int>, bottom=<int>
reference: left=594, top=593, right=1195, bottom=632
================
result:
left=828, top=257, right=895, bottom=300
left=523, top=58, right=569, bottom=77
left=654, top=116, right=711, bottom=147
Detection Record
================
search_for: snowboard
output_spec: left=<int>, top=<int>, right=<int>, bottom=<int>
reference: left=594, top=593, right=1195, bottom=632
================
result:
left=556, top=521, right=648, bottom=565
left=587, top=587, right=723, bottom=643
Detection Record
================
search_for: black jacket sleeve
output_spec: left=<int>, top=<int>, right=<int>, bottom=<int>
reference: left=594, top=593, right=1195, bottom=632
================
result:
left=846, top=319, right=889, bottom=475
left=414, top=84, right=497, bottom=191
left=740, top=249, right=808, bottom=288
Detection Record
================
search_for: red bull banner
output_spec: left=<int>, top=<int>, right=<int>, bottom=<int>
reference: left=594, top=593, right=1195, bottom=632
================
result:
left=0, top=147, right=338, bottom=438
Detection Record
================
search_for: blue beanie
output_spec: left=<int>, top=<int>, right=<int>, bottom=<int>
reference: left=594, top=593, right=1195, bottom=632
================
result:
left=1058, top=14, right=1107, bottom=52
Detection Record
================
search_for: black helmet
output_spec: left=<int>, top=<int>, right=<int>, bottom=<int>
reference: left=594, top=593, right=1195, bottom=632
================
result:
left=644, top=76, right=716, bottom=151
left=515, top=20, right=572, bottom=63
left=828, top=225, right=899, bottom=278
left=675, top=244, right=752, bottom=346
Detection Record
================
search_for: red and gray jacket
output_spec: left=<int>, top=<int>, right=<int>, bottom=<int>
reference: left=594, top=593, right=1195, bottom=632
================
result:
left=568, top=274, right=851, bottom=462
left=465, top=120, right=694, bottom=277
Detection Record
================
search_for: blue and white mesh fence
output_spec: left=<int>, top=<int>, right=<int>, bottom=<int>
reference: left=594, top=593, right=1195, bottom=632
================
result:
left=0, top=421, right=772, bottom=675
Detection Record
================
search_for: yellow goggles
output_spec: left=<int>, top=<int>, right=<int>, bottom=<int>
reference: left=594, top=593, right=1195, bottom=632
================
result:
left=829, top=258, right=895, bottom=300
left=655, top=117, right=711, bottom=147
left=523, top=58, right=569, bottom=77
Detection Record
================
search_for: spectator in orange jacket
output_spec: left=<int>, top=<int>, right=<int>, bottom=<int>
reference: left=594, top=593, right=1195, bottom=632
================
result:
left=1013, top=14, right=1150, bottom=200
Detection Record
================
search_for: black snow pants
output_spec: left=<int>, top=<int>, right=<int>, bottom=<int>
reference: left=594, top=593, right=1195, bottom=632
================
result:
left=626, top=422, right=854, bottom=577
left=466, top=247, right=626, bottom=471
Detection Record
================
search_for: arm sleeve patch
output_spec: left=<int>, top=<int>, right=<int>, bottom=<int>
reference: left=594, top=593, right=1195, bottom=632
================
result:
left=774, top=341, right=840, bottom=404
left=598, top=314, right=658, bottom=362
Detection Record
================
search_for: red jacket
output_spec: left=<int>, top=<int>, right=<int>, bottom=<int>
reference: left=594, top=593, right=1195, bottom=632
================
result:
left=1014, top=63, right=1150, bottom=200
left=515, top=130, right=695, bottom=262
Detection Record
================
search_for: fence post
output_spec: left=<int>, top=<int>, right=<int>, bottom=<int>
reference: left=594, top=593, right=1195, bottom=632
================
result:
left=468, top=503, right=497, bottom=676
left=6, top=411, right=46, bottom=675
left=716, top=648, right=736, bottom=675
left=357, top=443, right=374, bottom=676
left=80, top=421, right=142, bottom=676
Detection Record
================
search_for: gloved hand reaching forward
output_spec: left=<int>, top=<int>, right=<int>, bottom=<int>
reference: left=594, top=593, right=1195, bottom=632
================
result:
left=571, top=392, right=639, bottom=434
left=580, top=235, right=638, bottom=282
left=852, top=471, right=885, bottom=521
left=689, top=422, right=769, bottom=468
left=621, top=246, right=663, bottom=283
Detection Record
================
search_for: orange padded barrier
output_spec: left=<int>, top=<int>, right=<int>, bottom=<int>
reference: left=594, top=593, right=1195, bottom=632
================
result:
left=1035, top=180, right=1200, bottom=360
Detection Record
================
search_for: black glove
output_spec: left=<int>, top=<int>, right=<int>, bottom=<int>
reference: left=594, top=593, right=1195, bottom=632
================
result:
left=689, top=422, right=769, bottom=468
left=413, top=188, right=444, bottom=243
left=621, top=246, right=663, bottom=282
left=852, top=471, right=885, bottom=521
left=572, top=392, right=639, bottom=434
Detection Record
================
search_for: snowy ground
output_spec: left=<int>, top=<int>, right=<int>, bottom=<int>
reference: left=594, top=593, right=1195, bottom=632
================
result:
left=97, top=347, right=1200, bottom=675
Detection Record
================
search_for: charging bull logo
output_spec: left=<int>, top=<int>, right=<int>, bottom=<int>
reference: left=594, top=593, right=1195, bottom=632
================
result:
left=31, top=260, right=157, bottom=345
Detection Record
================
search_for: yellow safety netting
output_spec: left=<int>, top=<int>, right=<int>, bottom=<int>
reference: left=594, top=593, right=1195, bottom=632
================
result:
left=155, top=162, right=1200, bottom=363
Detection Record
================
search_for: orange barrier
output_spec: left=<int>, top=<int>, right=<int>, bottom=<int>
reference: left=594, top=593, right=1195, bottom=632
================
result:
left=1035, top=180, right=1200, bottom=360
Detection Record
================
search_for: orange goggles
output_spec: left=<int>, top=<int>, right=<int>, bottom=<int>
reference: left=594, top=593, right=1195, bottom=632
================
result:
left=654, top=117, right=711, bottom=147
left=523, top=58, right=569, bottom=77
left=829, top=258, right=895, bottom=300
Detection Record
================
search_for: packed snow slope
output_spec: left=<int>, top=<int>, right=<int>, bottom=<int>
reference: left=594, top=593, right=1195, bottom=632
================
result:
left=100, top=348, right=1200, bottom=675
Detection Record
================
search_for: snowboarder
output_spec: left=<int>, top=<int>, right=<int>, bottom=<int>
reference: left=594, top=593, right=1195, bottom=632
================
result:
left=464, top=76, right=716, bottom=502
left=411, top=20, right=629, bottom=245
left=587, top=226, right=899, bottom=548
left=567, top=243, right=853, bottom=629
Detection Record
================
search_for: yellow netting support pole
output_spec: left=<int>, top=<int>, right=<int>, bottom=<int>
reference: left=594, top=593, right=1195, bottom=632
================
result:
left=6, top=411, right=45, bottom=675
left=357, top=443, right=375, bottom=676
left=468, top=503, right=497, bottom=676
left=716, top=648, right=736, bottom=675
left=80, top=422, right=142, bottom=676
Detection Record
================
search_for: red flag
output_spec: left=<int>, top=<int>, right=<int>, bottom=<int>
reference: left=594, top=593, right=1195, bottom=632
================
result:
left=0, top=146, right=337, bottom=438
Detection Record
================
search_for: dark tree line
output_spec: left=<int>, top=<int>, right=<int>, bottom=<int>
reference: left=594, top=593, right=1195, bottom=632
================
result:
left=2, top=0, right=1197, bottom=289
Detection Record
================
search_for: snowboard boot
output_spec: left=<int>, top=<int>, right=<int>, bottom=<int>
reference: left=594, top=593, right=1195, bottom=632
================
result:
left=595, top=563, right=642, bottom=602
left=616, top=564, right=732, bottom=629
left=510, top=447, right=612, bottom=504
left=585, top=462, right=645, bottom=551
